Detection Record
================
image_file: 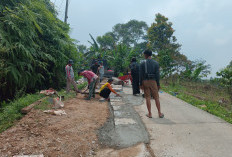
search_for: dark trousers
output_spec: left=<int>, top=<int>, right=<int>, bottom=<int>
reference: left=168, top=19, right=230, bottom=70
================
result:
left=132, top=75, right=140, bottom=95
left=100, top=87, right=111, bottom=99
left=88, top=79, right=96, bottom=99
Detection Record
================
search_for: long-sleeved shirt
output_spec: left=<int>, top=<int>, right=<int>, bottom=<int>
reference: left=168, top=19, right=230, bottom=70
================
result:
left=99, top=82, right=117, bottom=94
left=130, top=62, right=140, bottom=76
left=82, top=70, right=98, bottom=84
left=65, top=65, right=74, bottom=79
left=91, top=64, right=100, bottom=74
left=139, top=59, right=160, bottom=86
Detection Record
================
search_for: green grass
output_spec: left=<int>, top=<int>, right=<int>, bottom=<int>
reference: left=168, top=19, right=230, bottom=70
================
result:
left=33, top=97, right=52, bottom=111
left=34, top=90, right=77, bottom=110
left=32, top=82, right=88, bottom=111
left=161, top=81, right=232, bottom=124
left=0, top=82, right=88, bottom=133
left=0, top=93, right=44, bottom=133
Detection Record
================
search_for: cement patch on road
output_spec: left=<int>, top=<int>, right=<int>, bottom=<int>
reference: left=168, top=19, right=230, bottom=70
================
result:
left=95, top=143, right=151, bottom=157
left=124, top=94, right=143, bottom=106
left=114, top=111, right=122, bottom=117
left=115, top=118, right=137, bottom=125
left=110, top=102, right=124, bottom=106
left=112, top=106, right=121, bottom=111
left=110, top=98, right=122, bottom=102
left=98, top=88, right=149, bottom=149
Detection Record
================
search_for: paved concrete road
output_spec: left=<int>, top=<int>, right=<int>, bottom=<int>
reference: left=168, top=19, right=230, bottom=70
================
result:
left=124, top=87, right=232, bottom=157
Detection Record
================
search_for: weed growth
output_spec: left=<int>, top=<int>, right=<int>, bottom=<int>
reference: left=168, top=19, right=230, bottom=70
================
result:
left=161, top=80, right=232, bottom=124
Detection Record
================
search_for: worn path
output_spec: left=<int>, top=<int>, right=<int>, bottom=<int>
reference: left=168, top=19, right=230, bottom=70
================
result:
left=122, top=87, right=232, bottom=157
left=97, top=85, right=152, bottom=157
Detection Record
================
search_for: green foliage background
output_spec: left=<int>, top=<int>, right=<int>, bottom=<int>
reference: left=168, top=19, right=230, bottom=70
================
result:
left=0, top=1, right=231, bottom=131
left=216, top=61, right=232, bottom=102
left=0, top=0, right=77, bottom=101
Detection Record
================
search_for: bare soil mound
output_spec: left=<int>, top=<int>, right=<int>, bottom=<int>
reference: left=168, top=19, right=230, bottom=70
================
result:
left=0, top=95, right=109, bottom=157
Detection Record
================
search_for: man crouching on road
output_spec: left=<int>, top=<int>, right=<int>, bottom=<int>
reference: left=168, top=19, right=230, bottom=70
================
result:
left=65, top=59, right=80, bottom=94
left=139, top=50, right=164, bottom=118
left=78, top=70, right=98, bottom=100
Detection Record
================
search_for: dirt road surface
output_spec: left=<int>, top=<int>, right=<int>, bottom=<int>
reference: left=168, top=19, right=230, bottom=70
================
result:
left=0, top=94, right=109, bottom=157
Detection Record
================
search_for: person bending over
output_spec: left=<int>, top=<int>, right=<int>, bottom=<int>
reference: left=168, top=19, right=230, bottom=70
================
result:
left=78, top=70, right=98, bottom=100
left=99, top=78, right=121, bottom=101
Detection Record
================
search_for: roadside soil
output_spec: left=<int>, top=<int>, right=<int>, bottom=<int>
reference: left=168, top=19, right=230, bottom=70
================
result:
left=0, top=94, right=109, bottom=157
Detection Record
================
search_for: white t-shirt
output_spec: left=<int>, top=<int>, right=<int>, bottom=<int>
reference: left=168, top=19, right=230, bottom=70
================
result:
left=65, top=65, right=74, bottom=79
left=99, top=65, right=104, bottom=74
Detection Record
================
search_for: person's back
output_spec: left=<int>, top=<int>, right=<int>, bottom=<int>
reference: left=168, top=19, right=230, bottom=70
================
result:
left=91, top=63, right=99, bottom=74
left=78, top=70, right=98, bottom=100
left=130, top=58, right=140, bottom=95
left=82, top=70, right=98, bottom=84
left=139, top=50, right=163, bottom=119
left=100, top=82, right=110, bottom=93
left=99, top=79, right=120, bottom=100
left=140, top=59, right=160, bottom=87
left=130, top=62, right=139, bottom=76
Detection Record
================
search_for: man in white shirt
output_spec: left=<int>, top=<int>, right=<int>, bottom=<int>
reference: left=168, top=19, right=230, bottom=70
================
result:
left=98, top=62, right=104, bottom=82
left=65, top=59, right=80, bottom=94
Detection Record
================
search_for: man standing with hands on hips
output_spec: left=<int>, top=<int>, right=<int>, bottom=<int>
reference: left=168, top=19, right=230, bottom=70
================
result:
left=139, top=50, right=164, bottom=118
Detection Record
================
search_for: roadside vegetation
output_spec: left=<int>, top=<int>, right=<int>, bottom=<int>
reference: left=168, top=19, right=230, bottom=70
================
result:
left=0, top=0, right=78, bottom=102
left=161, top=61, right=231, bottom=124
left=0, top=93, right=44, bottom=133
left=0, top=0, right=231, bottom=132
left=0, top=83, right=86, bottom=133
left=161, top=78, right=232, bottom=124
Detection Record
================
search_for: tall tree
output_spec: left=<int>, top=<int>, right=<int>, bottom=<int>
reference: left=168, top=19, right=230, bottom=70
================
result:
left=148, top=13, right=186, bottom=78
left=96, top=19, right=148, bottom=49
left=112, top=20, right=148, bottom=46
left=148, top=13, right=180, bottom=53
left=77, top=44, right=88, bottom=53
left=158, top=49, right=175, bottom=79
left=96, top=32, right=116, bottom=50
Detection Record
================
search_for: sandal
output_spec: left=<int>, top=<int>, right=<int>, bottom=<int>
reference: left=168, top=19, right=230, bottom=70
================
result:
left=146, top=114, right=152, bottom=118
left=159, top=113, right=164, bottom=118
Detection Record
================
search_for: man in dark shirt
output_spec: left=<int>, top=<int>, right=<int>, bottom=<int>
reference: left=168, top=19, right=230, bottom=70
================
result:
left=129, top=57, right=140, bottom=95
left=91, top=61, right=100, bottom=75
left=139, top=49, right=164, bottom=118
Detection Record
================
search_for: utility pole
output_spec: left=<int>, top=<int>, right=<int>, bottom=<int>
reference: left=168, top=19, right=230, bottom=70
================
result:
left=64, top=0, right=69, bottom=23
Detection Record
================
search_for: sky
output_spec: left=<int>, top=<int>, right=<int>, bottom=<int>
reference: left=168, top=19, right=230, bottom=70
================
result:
left=51, top=0, right=232, bottom=77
